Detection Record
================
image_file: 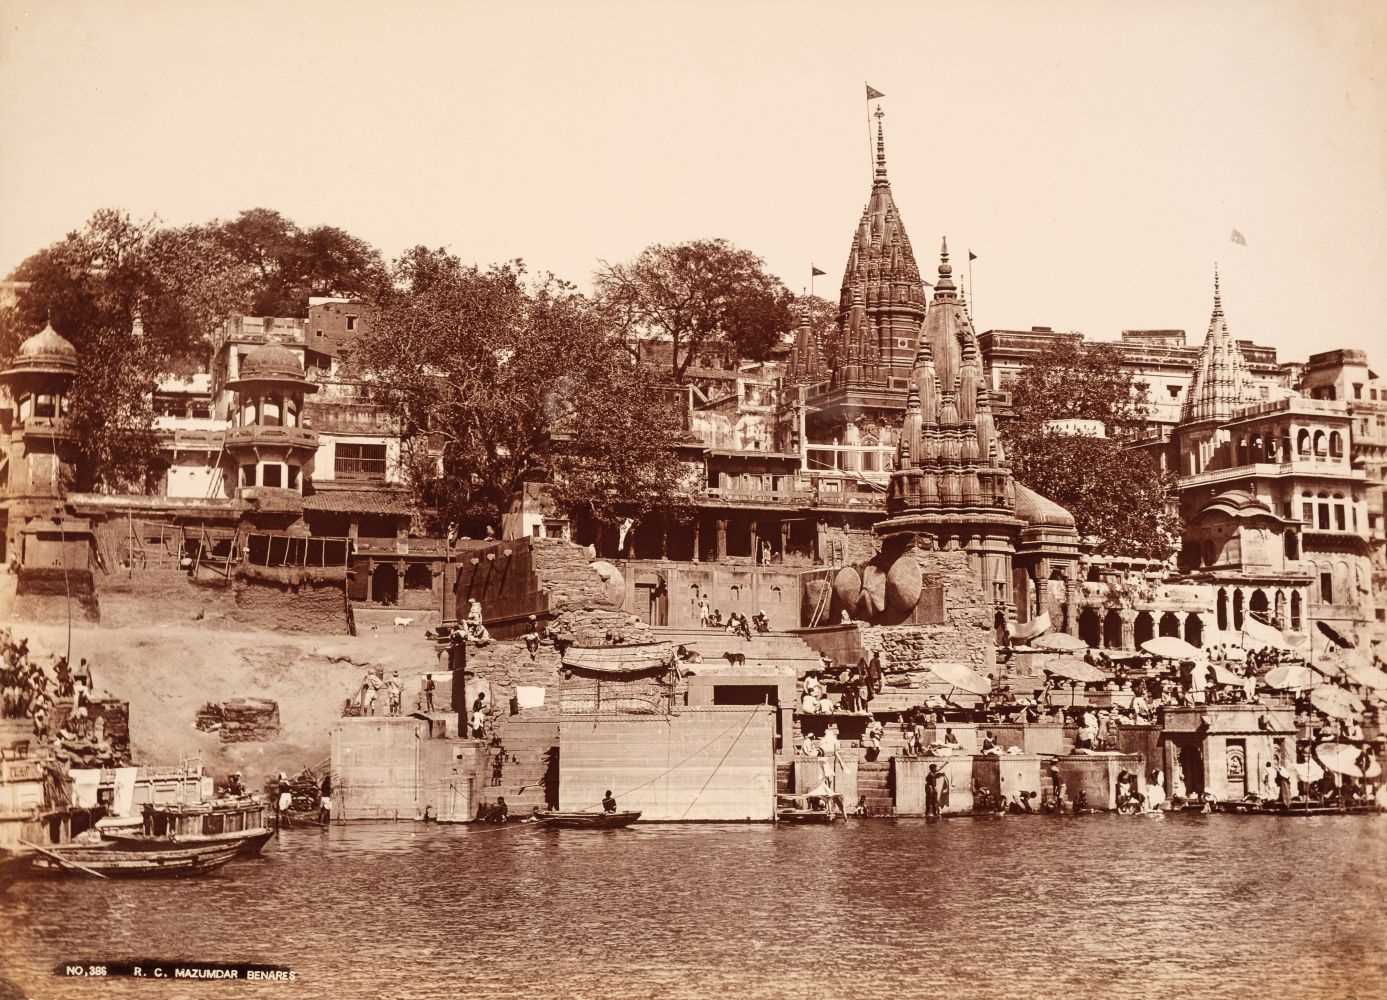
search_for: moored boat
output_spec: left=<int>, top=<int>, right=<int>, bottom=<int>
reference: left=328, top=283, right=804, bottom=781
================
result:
left=538, top=810, right=642, bottom=829
left=776, top=792, right=844, bottom=824
left=102, top=796, right=273, bottom=856
left=22, top=839, right=242, bottom=878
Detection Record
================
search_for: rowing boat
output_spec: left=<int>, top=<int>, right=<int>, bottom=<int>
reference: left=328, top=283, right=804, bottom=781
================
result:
left=22, top=840, right=242, bottom=878
left=101, top=797, right=274, bottom=856
left=538, top=810, right=641, bottom=829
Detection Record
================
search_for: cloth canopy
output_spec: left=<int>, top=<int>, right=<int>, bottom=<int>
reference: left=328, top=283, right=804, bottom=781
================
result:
left=1241, top=616, right=1293, bottom=651
left=1206, top=662, right=1245, bottom=686
left=1342, top=661, right=1387, bottom=692
left=1011, top=613, right=1050, bottom=642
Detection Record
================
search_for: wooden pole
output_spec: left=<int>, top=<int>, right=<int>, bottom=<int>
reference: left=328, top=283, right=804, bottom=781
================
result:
left=19, top=840, right=109, bottom=879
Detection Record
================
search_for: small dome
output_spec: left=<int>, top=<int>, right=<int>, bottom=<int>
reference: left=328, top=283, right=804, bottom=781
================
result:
left=1198, top=490, right=1278, bottom=521
left=1, top=321, right=79, bottom=379
left=239, top=344, right=305, bottom=381
left=1014, top=482, right=1077, bottom=529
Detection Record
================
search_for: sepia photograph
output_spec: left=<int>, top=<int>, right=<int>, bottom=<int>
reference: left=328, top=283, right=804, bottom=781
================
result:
left=0, top=1, right=1384, bottom=998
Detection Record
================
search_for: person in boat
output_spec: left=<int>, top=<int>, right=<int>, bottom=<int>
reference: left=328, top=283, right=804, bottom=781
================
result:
left=925, top=764, right=942, bottom=819
left=226, top=771, right=245, bottom=797
left=493, top=797, right=509, bottom=823
left=523, top=806, right=545, bottom=823
left=602, top=790, right=617, bottom=814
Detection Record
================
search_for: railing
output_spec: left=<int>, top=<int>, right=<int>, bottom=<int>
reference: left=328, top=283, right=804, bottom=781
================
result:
left=334, top=456, right=388, bottom=480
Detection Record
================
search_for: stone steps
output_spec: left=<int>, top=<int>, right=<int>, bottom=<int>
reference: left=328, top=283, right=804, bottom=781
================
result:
left=653, top=627, right=822, bottom=675
left=858, top=760, right=893, bottom=817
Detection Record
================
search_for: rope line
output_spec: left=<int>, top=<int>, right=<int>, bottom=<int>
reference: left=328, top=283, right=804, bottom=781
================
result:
left=679, top=706, right=760, bottom=819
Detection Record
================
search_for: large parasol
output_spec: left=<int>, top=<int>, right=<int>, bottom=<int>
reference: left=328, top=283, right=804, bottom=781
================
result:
left=1140, top=636, right=1202, bottom=660
left=925, top=662, right=992, bottom=696
left=1044, top=657, right=1107, bottom=683
left=1317, top=620, right=1355, bottom=649
left=1032, top=632, right=1089, bottom=653
left=1342, top=660, right=1387, bottom=692
left=1312, top=742, right=1382, bottom=779
left=1264, top=664, right=1319, bottom=690
left=1309, top=685, right=1364, bottom=720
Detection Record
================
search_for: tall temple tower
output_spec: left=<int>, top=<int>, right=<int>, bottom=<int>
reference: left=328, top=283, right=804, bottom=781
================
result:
left=0, top=322, right=97, bottom=613
left=875, top=241, right=1026, bottom=606
left=802, top=107, right=928, bottom=431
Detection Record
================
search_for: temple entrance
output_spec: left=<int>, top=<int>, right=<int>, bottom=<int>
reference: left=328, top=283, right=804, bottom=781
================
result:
left=1078, top=608, right=1101, bottom=648
left=1133, top=612, right=1154, bottom=649
left=1158, top=612, right=1181, bottom=638
left=1171, top=740, right=1205, bottom=798
left=1103, top=610, right=1122, bottom=649
left=371, top=564, right=398, bottom=606
left=1249, top=589, right=1269, bottom=624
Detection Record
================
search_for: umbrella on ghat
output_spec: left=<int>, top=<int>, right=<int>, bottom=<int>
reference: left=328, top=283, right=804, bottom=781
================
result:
left=1264, top=664, right=1318, bottom=690
left=1044, top=657, right=1107, bottom=684
left=1011, top=613, right=1050, bottom=643
left=1309, top=685, right=1364, bottom=720
left=1342, top=660, right=1387, bottom=692
left=1313, top=742, right=1382, bottom=779
left=1141, top=636, right=1201, bottom=660
left=1317, top=620, right=1355, bottom=649
left=1206, top=661, right=1246, bottom=686
left=925, top=662, right=992, bottom=696
left=1032, top=632, right=1089, bottom=653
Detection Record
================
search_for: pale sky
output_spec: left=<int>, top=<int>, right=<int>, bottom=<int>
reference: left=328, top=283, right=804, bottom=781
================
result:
left=2, top=0, right=1384, bottom=363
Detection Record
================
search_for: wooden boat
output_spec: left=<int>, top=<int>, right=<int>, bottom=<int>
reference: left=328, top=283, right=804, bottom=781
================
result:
left=22, top=839, right=242, bottom=878
left=537, top=810, right=642, bottom=829
left=776, top=792, right=844, bottom=824
left=102, top=796, right=273, bottom=856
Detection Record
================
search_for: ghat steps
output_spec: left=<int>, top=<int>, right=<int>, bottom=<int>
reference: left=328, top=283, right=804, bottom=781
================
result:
left=651, top=627, right=822, bottom=676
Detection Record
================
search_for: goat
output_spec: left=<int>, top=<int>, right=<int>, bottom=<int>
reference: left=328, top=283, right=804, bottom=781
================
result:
left=393, top=617, right=415, bottom=628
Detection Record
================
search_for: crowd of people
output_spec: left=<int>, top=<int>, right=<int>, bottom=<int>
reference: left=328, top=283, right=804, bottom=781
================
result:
left=695, top=598, right=770, bottom=639
left=1, top=635, right=98, bottom=742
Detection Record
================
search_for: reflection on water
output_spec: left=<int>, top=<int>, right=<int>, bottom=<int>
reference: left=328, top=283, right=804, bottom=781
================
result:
left=2, top=815, right=1385, bottom=1000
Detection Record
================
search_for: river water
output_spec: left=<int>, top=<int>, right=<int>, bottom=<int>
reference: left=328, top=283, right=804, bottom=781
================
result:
left=2, top=815, right=1384, bottom=1000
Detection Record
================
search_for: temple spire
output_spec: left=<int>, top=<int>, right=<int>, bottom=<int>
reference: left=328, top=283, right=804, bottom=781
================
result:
left=1212, top=263, right=1222, bottom=318
left=932, top=238, right=956, bottom=300
left=873, top=106, right=888, bottom=184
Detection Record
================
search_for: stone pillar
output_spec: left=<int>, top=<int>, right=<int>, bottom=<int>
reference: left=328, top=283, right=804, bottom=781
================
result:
left=692, top=519, right=701, bottom=563
left=717, top=519, right=728, bottom=560
left=365, top=559, right=374, bottom=602
left=779, top=520, right=790, bottom=563
left=752, top=520, right=761, bottom=563
left=660, top=516, right=669, bottom=560
left=1120, top=610, right=1137, bottom=651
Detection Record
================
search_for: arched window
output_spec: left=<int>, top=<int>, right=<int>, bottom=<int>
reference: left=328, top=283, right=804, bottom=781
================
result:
left=1313, top=430, right=1326, bottom=456
left=404, top=564, right=432, bottom=592
left=1217, top=589, right=1229, bottom=631
left=1158, top=612, right=1181, bottom=638
left=1233, top=589, right=1245, bottom=629
left=1290, top=591, right=1302, bottom=630
left=1284, top=530, right=1299, bottom=560
left=1297, top=429, right=1311, bottom=455
left=1134, top=612, right=1155, bottom=648
left=1103, top=610, right=1123, bottom=649
left=1079, top=608, right=1101, bottom=648
left=1329, top=431, right=1343, bottom=457
left=1184, top=614, right=1203, bottom=648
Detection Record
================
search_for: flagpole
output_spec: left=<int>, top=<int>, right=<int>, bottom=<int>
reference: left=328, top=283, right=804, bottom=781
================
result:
left=968, top=253, right=975, bottom=324
left=865, top=86, right=875, bottom=178
left=810, top=266, right=816, bottom=299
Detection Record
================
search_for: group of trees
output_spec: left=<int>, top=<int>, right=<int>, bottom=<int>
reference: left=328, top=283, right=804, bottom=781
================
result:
left=1000, top=340, right=1181, bottom=560
left=2, top=206, right=1179, bottom=556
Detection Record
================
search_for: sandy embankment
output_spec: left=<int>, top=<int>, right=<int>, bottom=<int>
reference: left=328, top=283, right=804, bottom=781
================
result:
left=9, top=620, right=446, bottom=789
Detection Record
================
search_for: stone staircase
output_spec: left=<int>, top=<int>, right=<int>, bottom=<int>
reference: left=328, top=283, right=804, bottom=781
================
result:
left=479, top=716, right=558, bottom=816
left=652, top=627, right=822, bottom=676
left=859, top=760, right=893, bottom=816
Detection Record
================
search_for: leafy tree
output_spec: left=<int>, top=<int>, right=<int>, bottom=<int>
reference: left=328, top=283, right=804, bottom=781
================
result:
left=352, top=250, right=694, bottom=533
left=1001, top=339, right=1179, bottom=559
left=213, top=208, right=385, bottom=317
left=594, top=239, right=795, bottom=382
left=4, top=210, right=254, bottom=490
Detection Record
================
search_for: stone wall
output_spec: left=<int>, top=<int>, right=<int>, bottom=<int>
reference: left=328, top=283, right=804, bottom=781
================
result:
left=230, top=573, right=351, bottom=633
left=445, top=538, right=617, bottom=637
left=858, top=548, right=997, bottom=687
left=558, top=706, right=776, bottom=820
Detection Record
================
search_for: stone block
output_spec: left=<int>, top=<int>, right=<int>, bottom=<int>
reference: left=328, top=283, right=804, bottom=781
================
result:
left=1054, top=753, right=1143, bottom=811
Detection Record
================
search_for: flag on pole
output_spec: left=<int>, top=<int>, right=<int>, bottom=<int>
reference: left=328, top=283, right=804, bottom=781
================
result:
left=1230, top=228, right=1247, bottom=246
left=811, top=265, right=827, bottom=277
left=968, top=250, right=978, bottom=261
left=865, top=83, right=885, bottom=100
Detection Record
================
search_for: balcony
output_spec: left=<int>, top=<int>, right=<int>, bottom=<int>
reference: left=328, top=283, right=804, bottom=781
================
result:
left=13, top=415, right=76, bottom=441
left=333, top=455, right=388, bottom=482
left=224, top=425, right=319, bottom=453
left=1180, top=461, right=1365, bottom=489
